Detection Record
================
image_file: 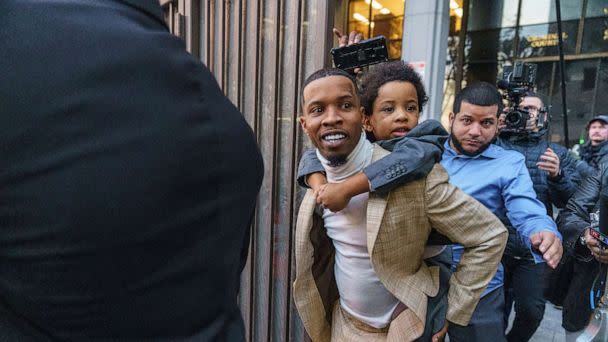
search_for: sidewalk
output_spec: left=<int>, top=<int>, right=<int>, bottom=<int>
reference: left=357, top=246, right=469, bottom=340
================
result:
left=511, top=303, right=566, bottom=342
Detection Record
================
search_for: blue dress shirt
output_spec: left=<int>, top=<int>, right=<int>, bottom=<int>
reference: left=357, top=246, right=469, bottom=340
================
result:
left=442, top=140, right=560, bottom=297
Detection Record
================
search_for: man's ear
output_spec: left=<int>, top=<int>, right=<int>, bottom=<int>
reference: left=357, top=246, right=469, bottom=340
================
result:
left=363, top=118, right=374, bottom=132
left=361, top=108, right=373, bottom=132
left=299, top=116, right=308, bottom=135
left=448, top=112, right=456, bottom=127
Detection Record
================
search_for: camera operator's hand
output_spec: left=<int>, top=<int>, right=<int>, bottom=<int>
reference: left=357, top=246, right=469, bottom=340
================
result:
left=537, top=148, right=560, bottom=178
left=333, top=28, right=364, bottom=75
left=584, top=228, right=608, bottom=264
left=333, top=28, right=363, bottom=47
left=497, top=110, right=507, bottom=131
left=530, top=230, right=563, bottom=268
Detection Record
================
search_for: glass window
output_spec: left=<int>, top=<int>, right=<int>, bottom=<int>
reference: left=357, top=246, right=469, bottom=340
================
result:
left=465, top=62, right=498, bottom=85
left=465, top=28, right=516, bottom=62
left=582, top=17, right=608, bottom=53
left=517, top=20, right=578, bottom=58
left=468, top=0, right=519, bottom=31
left=449, top=0, right=465, bottom=35
left=519, top=0, right=582, bottom=26
left=347, top=0, right=405, bottom=59
left=586, top=0, right=608, bottom=18
left=547, top=59, right=598, bottom=146
left=533, top=62, right=554, bottom=98
left=595, top=58, right=608, bottom=116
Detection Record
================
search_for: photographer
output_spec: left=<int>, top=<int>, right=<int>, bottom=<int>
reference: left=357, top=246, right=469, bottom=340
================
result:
left=557, top=166, right=608, bottom=341
left=497, top=90, right=580, bottom=341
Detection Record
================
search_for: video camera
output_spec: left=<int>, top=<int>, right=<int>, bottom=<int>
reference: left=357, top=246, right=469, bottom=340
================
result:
left=497, top=62, right=548, bottom=133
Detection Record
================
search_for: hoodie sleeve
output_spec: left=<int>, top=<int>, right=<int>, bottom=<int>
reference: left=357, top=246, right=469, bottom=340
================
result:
left=364, top=120, right=448, bottom=193
left=296, top=148, right=325, bottom=188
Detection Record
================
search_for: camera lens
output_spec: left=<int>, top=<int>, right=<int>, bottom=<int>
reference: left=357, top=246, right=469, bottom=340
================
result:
left=505, top=111, right=522, bottom=126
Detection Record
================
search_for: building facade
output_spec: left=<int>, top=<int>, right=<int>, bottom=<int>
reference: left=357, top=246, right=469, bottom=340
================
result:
left=460, top=0, right=608, bottom=145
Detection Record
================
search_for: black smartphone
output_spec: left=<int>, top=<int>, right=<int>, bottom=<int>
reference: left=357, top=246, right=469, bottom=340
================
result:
left=331, top=35, right=389, bottom=71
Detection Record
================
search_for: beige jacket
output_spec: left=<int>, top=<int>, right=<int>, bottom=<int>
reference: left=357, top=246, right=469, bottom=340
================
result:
left=293, top=145, right=507, bottom=341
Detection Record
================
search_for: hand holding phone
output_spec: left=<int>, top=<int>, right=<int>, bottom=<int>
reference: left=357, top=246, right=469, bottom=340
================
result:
left=331, top=35, right=389, bottom=71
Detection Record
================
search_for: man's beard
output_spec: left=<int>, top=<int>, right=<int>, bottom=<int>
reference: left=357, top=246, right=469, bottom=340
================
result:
left=326, top=154, right=348, bottom=167
left=450, top=134, right=491, bottom=157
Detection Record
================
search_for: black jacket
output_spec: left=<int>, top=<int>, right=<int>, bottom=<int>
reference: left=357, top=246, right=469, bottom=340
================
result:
left=496, top=131, right=579, bottom=217
left=557, top=167, right=607, bottom=331
left=496, top=131, right=579, bottom=259
left=0, top=1, right=263, bottom=340
left=577, top=141, right=608, bottom=179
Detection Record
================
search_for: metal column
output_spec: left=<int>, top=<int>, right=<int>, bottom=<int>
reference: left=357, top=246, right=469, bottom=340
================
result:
left=401, top=0, right=450, bottom=121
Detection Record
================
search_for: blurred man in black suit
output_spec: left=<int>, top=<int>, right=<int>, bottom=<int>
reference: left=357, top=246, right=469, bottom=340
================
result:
left=0, top=0, right=263, bottom=340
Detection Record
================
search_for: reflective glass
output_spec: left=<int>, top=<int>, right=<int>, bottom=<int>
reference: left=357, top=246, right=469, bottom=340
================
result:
left=519, top=0, right=582, bottom=26
left=466, top=28, right=516, bottom=62
left=595, top=59, right=608, bottom=116
left=548, top=60, right=598, bottom=145
left=517, top=20, right=578, bottom=57
left=347, top=0, right=405, bottom=59
left=581, top=17, right=608, bottom=53
left=465, top=62, right=499, bottom=85
left=586, top=0, right=608, bottom=18
left=468, top=0, right=519, bottom=31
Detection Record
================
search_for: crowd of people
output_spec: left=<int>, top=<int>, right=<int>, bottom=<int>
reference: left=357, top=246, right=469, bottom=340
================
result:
left=292, top=30, right=608, bottom=342
left=4, top=1, right=608, bottom=341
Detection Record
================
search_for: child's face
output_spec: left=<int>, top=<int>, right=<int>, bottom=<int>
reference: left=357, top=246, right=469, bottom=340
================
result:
left=363, top=81, right=420, bottom=140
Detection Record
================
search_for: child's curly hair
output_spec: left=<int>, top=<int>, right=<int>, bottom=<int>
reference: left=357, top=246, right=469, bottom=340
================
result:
left=360, top=60, right=428, bottom=116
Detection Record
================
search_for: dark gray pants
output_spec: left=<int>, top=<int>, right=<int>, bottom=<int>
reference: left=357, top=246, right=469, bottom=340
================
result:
left=447, top=287, right=506, bottom=342
left=416, top=249, right=452, bottom=341
left=503, top=254, right=546, bottom=342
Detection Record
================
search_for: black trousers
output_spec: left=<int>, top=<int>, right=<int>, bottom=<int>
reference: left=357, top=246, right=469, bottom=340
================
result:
left=448, top=287, right=506, bottom=342
left=503, top=253, right=547, bottom=342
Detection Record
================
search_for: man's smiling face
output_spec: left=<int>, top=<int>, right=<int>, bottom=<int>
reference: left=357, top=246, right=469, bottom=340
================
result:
left=299, top=75, right=363, bottom=165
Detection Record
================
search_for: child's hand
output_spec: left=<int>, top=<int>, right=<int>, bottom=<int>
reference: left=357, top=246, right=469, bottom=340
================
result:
left=316, top=183, right=353, bottom=212
left=307, top=173, right=327, bottom=194
left=431, top=321, right=449, bottom=342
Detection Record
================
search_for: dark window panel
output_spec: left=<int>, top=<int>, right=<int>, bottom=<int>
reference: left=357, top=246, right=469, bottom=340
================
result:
left=468, top=0, right=519, bottom=31
left=465, top=28, right=516, bottom=62
left=536, top=62, right=554, bottom=96
left=465, top=62, right=499, bottom=85
left=581, top=17, right=608, bottom=53
left=548, top=60, right=598, bottom=145
left=595, top=58, right=608, bottom=116
left=586, top=0, right=608, bottom=18
left=517, top=20, right=578, bottom=58
left=519, top=0, right=582, bottom=26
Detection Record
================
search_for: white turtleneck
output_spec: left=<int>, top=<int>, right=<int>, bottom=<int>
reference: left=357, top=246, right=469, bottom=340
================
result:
left=317, top=132, right=399, bottom=329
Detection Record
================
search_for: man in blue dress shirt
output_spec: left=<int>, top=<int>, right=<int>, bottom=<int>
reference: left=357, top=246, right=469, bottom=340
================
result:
left=297, top=82, right=562, bottom=341
left=443, top=83, right=561, bottom=341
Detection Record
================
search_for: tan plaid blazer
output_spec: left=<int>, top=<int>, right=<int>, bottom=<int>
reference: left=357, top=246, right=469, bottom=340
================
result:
left=293, top=145, right=507, bottom=342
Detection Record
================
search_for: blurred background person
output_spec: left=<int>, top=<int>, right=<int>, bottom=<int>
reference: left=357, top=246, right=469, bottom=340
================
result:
left=576, top=115, right=608, bottom=178
left=0, top=0, right=263, bottom=340
left=557, top=166, right=608, bottom=341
